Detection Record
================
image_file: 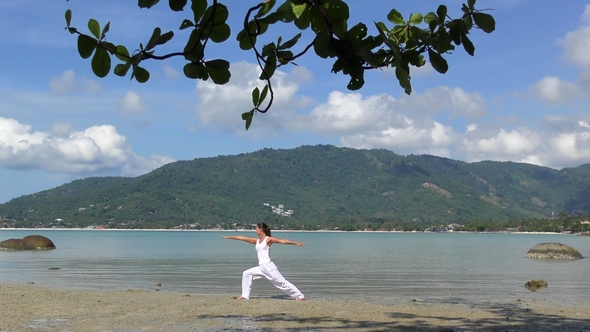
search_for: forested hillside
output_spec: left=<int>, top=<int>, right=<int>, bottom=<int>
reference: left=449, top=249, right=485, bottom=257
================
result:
left=1, top=145, right=588, bottom=229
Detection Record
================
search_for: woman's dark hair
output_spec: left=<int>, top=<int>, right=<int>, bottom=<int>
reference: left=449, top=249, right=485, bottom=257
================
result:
left=257, top=222, right=271, bottom=236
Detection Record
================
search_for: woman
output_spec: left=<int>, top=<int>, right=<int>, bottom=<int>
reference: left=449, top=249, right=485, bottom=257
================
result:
left=222, top=223, right=306, bottom=301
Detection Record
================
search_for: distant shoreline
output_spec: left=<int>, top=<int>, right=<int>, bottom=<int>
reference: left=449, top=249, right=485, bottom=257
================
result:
left=0, top=227, right=580, bottom=235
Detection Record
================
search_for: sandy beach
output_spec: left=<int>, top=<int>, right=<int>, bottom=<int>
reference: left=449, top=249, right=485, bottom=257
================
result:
left=1, top=283, right=589, bottom=331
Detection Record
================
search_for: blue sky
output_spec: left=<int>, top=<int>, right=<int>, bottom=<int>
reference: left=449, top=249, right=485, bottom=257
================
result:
left=1, top=0, right=590, bottom=203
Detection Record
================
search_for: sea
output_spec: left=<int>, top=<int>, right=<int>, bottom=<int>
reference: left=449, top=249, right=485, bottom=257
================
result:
left=1, top=230, right=589, bottom=306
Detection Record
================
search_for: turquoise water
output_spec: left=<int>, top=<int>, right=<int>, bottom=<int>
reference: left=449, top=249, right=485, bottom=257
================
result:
left=1, top=230, right=589, bottom=305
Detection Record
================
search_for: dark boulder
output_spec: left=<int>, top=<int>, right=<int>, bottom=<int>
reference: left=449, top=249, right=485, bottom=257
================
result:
left=23, top=235, right=56, bottom=249
left=525, top=242, right=583, bottom=259
left=525, top=280, right=548, bottom=288
left=0, top=238, right=37, bottom=250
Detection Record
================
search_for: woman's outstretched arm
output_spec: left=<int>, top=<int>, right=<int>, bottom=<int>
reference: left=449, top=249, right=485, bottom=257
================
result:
left=268, top=237, right=305, bottom=246
left=221, top=235, right=257, bottom=244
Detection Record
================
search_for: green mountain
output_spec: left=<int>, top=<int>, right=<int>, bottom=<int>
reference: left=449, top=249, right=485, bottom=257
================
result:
left=1, top=145, right=588, bottom=228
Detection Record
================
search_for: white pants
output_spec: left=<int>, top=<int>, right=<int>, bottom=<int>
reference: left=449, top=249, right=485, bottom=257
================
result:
left=241, top=262, right=304, bottom=299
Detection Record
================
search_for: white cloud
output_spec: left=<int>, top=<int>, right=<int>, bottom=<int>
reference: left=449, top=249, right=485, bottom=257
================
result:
left=533, top=4, right=590, bottom=102
left=50, top=122, right=75, bottom=138
left=86, top=80, right=102, bottom=94
left=120, top=91, right=146, bottom=114
left=49, top=70, right=79, bottom=94
left=164, top=65, right=180, bottom=79
left=398, top=86, right=487, bottom=118
left=290, top=66, right=314, bottom=83
left=532, top=76, right=581, bottom=103
left=561, top=5, right=590, bottom=73
left=0, top=117, right=173, bottom=175
left=291, top=87, right=484, bottom=156
left=463, top=127, right=541, bottom=161
left=459, top=116, right=590, bottom=169
left=49, top=70, right=101, bottom=95
left=194, top=61, right=307, bottom=133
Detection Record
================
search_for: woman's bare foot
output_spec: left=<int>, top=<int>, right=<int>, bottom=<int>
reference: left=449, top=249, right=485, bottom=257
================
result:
left=237, top=296, right=247, bottom=300
left=296, top=297, right=306, bottom=301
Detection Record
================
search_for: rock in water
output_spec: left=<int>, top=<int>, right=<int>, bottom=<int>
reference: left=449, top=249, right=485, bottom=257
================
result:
left=0, top=239, right=37, bottom=250
left=525, top=280, right=548, bottom=288
left=525, top=242, right=583, bottom=259
left=23, top=235, right=56, bottom=249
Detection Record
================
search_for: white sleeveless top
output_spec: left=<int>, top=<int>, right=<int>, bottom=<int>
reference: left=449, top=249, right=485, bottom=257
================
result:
left=255, top=237, right=271, bottom=265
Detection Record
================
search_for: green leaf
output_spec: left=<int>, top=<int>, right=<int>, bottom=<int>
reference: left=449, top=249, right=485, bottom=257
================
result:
left=183, top=62, right=208, bottom=80
left=88, top=19, right=101, bottom=39
left=310, top=7, right=325, bottom=33
left=409, top=13, right=423, bottom=25
left=138, top=0, right=160, bottom=9
left=277, top=50, right=293, bottom=64
left=65, top=10, right=72, bottom=26
left=144, top=29, right=174, bottom=50
left=157, top=31, right=174, bottom=46
left=183, top=30, right=204, bottom=61
left=473, top=13, right=495, bottom=33
left=237, top=29, right=256, bottom=50
left=324, top=0, right=349, bottom=36
left=180, top=19, right=194, bottom=30
left=77, top=35, right=97, bottom=59
left=205, top=59, right=231, bottom=84
left=91, top=47, right=111, bottom=78
left=259, top=12, right=284, bottom=25
left=202, top=3, right=229, bottom=26
left=461, top=32, right=474, bottom=56
left=345, top=23, right=368, bottom=44
left=424, top=12, right=439, bottom=24
left=449, top=26, right=461, bottom=45
left=395, top=66, right=411, bottom=95
left=146, top=27, right=162, bottom=50
left=313, top=30, right=332, bottom=58
left=169, top=0, right=187, bottom=11
left=294, top=6, right=311, bottom=30
left=347, top=74, right=364, bottom=90
left=209, top=23, right=231, bottom=43
left=261, top=43, right=276, bottom=58
left=102, top=42, right=117, bottom=54
left=242, top=110, right=254, bottom=130
left=387, top=9, right=404, bottom=25
left=463, top=14, right=473, bottom=30
left=205, top=59, right=230, bottom=70
left=255, top=0, right=276, bottom=18
left=134, top=66, right=150, bottom=83
left=291, top=2, right=307, bottom=19
left=437, top=5, right=447, bottom=21
left=115, top=45, right=130, bottom=61
left=252, top=87, right=260, bottom=107
left=101, top=23, right=111, bottom=40
left=410, top=26, right=430, bottom=39
left=259, top=85, right=269, bottom=105
left=428, top=48, right=448, bottom=74
left=259, top=52, right=276, bottom=80
left=276, top=1, right=295, bottom=23
left=192, top=0, right=207, bottom=22
left=278, top=33, right=301, bottom=50
left=114, top=63, right=131, bottom=77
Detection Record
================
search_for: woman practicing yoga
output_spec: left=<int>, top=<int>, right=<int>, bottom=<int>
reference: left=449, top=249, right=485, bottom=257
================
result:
left=222, top=222, right=306, bottom=301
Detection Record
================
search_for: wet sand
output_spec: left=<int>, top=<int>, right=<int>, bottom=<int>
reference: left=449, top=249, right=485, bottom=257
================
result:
left=1, top=283, right=589, bottom=331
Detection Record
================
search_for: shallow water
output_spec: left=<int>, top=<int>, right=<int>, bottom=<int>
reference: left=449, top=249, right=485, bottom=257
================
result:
left=1, top=230, right=588, bottom=305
